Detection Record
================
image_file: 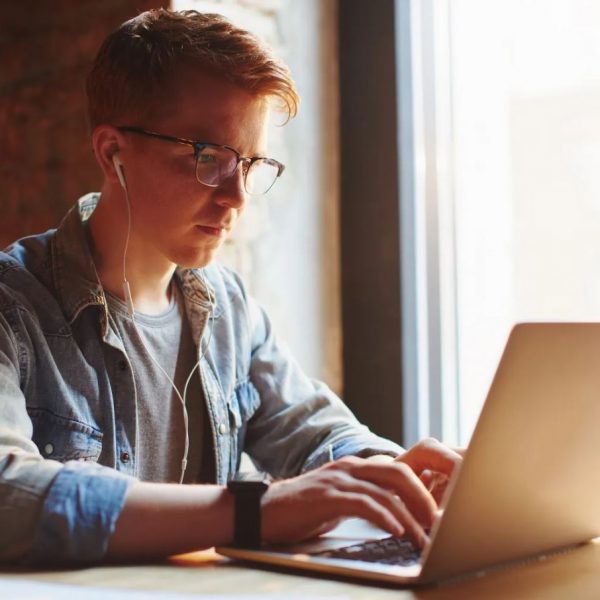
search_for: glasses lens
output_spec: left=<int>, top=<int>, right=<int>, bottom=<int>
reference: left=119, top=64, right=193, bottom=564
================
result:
left=245, top=159, right=281, bottom=195
left=195, top=146, right=238, bottom=187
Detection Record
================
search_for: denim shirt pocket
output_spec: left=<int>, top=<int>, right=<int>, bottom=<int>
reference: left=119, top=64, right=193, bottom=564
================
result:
left=29, top=408, right=103, bottom=463
left=227, top=378, right=260, bottom=474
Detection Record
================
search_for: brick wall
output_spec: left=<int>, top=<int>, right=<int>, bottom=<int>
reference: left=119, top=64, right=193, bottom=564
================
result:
left=0, top=0, right=163, bottom=248
left=1, top=0, right=342, bottom=393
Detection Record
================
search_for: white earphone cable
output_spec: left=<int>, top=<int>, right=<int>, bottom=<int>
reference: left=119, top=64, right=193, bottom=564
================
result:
left=116, top=162, right=215, bottom=484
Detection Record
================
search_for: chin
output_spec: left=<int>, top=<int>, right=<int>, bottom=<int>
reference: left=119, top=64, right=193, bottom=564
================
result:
left=173, top=249, right=217, bottom=270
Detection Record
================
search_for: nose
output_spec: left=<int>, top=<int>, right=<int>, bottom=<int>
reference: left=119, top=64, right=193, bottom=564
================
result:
left=213, top=163, right=247, bottom=210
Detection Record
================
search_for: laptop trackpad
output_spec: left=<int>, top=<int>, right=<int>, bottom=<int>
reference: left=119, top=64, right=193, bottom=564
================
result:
left=277, top=518, right=391, bottom=554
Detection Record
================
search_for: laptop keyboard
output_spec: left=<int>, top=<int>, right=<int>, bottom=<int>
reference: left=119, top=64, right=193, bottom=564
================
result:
left=314, top=535, right=422, bottom=566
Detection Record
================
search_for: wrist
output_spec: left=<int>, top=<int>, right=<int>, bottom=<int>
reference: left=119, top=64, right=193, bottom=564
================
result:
left=216, top=485, right=235, bottom=545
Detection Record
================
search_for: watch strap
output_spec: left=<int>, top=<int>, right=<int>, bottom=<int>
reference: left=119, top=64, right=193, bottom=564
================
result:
left=232, top=489, right=263, bottom=548
left=227, top=473, right=271, bottom=548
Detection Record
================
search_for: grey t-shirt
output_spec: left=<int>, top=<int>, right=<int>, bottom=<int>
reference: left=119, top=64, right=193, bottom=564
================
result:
left=106, top=282, right=203, bottom=483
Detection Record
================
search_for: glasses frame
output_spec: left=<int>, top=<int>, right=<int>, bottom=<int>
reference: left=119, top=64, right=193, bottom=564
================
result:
left=117, top=126, right=285, bottom=195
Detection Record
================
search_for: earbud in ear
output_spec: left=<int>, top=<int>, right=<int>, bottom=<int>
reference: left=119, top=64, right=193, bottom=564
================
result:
left=112, top=153, right=127, bottom=190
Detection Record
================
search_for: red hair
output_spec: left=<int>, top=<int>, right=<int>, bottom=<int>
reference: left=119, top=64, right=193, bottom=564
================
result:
left=86, top=8, right=299, bottom=129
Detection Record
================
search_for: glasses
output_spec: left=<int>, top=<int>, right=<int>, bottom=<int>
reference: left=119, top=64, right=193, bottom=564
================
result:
left=117, top=126, right=285, bottom=196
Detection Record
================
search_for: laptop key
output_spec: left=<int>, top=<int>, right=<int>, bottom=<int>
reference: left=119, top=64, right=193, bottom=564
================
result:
left=314, top=536, right=422, bottom=566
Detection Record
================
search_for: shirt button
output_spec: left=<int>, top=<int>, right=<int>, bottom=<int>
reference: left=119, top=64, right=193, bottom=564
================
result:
left=120, top=451, right=130, bottom=463
left=218, top=423, right=227, bottom=435
left=118, top=360, right=127, bottom=371
left=44, top=443, right=54, bottom=456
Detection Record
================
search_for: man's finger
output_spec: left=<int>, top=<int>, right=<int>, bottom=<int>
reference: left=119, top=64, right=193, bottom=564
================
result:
left=333, top=474, right=430, bottom=539
left=450, top=446, right=467, bottom=458
left=333, top=491, right=429, bottom=549
left=397, top=438, right=463, bottom=475
left=335, top=459, right=437, bottom=528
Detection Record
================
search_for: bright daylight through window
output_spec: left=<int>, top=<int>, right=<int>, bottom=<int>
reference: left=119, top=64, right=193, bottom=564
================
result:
left=405, top=0, right=600, bottom=446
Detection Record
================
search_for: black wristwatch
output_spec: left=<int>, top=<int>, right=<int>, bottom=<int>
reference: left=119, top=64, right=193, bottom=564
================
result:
left=227, top=472, right=272, bottom=548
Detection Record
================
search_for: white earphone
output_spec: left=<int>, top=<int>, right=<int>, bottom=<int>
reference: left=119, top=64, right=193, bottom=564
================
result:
left=111, top=153, right=135, bottom=315
left=112, top=153, right=127, bottom=190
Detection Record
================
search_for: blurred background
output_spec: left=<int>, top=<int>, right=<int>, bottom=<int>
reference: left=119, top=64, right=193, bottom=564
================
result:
left=3, top=0, right=600, bottom=448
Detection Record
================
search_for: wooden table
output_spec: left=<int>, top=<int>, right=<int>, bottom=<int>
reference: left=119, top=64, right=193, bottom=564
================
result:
left=2, top=541, right=600, bottom=599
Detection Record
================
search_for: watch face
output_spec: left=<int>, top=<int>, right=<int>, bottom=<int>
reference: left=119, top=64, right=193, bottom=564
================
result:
left=232, top=471, right=272, bottom=484
left=227, top=471, right=271, bottom=492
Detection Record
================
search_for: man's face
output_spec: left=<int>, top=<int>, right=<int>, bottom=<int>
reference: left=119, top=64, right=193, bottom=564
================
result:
left=117, top=69, right=270, bottom=269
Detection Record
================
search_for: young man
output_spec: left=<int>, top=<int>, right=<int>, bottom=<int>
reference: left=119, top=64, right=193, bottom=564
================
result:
left=0, top=9, right=461, bottom=563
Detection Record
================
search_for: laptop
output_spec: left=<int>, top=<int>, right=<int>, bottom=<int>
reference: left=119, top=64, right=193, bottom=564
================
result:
left=217, top=323, right=600, bottom=585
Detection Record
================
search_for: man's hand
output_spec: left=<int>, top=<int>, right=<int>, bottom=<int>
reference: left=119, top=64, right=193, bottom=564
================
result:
left=367, top=438, right=463, bottom=504
left=261, top=439, right=463, bottom=550
left=261, top=454, right=437, bottom=549
left=395, top=438, right=463, bottom=504
left=369, top=438, right=465, bottom=505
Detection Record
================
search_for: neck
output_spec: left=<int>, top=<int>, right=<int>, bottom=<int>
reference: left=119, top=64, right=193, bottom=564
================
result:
left=89, top=186, right=176, bottom=315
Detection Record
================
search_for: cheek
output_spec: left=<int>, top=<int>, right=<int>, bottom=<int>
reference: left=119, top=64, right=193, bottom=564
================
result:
left=129, top=159, right=202, bottom=220
left=132, top=147, right=196, bottom=192
left=132, top=185, right=194, bottom=227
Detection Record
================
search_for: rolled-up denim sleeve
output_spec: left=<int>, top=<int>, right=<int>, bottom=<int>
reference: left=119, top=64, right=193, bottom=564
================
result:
left=0, top=314, right=134, bottom=564
left=243, top=294, right=404, bottom=478
left=27, top=462, right=133, bottom=564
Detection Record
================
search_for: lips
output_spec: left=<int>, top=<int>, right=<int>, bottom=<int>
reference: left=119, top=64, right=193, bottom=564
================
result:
left=196, top=224, right=229, bottom=237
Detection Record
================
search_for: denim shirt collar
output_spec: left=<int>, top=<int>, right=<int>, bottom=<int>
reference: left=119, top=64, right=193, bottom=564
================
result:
left=52, top=193, right=218, bottom=338
left=51, top=194, right=106, bottom=326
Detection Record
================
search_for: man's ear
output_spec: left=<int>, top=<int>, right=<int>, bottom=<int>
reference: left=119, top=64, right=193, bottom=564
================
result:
left=91, top=125, right=127, bottom=188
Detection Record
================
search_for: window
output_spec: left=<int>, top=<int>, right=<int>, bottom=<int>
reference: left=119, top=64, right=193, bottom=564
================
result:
left=404, top=0, right=600, bottom=445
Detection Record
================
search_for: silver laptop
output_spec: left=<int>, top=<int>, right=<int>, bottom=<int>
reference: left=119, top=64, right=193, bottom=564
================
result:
left=217, top=323, right=600, bottom=585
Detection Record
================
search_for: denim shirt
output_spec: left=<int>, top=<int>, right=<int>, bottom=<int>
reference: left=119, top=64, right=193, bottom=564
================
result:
left=0, top=194, right=403, bottom=564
